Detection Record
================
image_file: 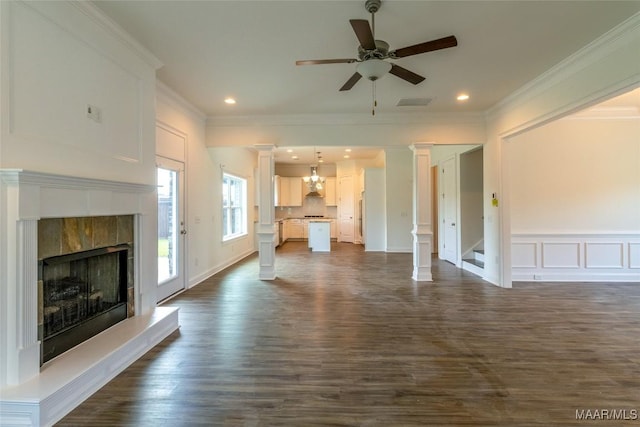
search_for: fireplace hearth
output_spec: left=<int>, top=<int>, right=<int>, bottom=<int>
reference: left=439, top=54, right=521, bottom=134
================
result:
left=39, top=245, right=130, bottom=364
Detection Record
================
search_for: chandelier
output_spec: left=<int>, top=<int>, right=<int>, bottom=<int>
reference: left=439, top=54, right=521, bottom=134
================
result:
left=303, top=150, right=325, bottom=194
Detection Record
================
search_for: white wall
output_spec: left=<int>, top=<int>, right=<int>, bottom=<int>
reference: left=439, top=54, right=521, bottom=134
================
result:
left=507, top=116, right=640, bottom=281
left=460, top=148, right=484, bottom=254
left=207, top=146, right=257, bottom=276
left=509, top=118, right=639, bottom=232
left=384, top=148, right=413, bottom=252
left=207, top=113, right=486, bottom=149
left=156, top=85, right=258, bottom=289
left=0, top=1, right=159, bottom=184
left=430, top=144, right=479, bottom=165
left=0, top=0, right=162, bottom=398
left=484, top=12, right=640, bottom=287
left=363, top=168, right=386, bottom=251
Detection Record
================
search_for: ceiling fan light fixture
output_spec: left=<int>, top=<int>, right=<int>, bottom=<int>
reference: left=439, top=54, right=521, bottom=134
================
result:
left=357, top=59, right=392, bottom=81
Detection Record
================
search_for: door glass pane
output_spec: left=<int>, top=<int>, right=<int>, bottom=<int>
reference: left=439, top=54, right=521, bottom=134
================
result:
left=158, top=167, right=178, bottom=284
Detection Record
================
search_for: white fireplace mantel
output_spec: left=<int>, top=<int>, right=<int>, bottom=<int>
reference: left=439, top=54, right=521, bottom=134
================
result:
left=0, top=169, right=180, bottom=426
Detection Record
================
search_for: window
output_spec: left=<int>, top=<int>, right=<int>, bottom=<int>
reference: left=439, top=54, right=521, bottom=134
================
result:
left=222, top=173, right=247, bottom=241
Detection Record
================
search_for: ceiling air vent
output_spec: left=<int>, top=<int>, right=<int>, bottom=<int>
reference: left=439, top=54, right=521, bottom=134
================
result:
left=396, top=97, right=433, bottom=107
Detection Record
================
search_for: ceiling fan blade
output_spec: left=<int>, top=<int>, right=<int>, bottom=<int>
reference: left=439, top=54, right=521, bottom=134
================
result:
left=350, top=19, right=376, bottom=50
left=296, top=59, right=357, bottom=66
left=390, top=35, right=458, bottom=58
left=339, top=72, right=362, bottom=91
left=389, top=64, right=425, bottom=85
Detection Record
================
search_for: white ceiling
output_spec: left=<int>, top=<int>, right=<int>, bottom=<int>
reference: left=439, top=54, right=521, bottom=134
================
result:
left=94, top=1, right=640, bottom=118
left=92, top=1, right=640, bottom=166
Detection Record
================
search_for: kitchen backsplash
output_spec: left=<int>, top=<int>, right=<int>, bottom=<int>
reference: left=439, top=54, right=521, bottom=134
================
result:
left=276, top=204, right=337, bottom=220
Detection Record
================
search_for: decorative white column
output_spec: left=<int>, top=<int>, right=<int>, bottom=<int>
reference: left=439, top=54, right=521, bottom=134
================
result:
left=411, top=143, right=434, bottom=281
left=255, top=145, right=276, bottom=280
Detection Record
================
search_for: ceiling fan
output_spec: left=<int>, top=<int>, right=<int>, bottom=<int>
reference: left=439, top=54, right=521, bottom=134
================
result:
left=296, top=0, right=458, bottom=92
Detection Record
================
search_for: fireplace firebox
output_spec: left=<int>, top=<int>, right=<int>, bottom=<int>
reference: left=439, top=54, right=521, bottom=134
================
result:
left=39, top=244, right=130, bottom=364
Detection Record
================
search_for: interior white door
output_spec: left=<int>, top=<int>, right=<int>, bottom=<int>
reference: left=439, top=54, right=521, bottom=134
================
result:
left=338, top=175, right=354, bottom=242
left=441, top=157, right=458, bottom=264
left=156, top=156, right=186, bottom=302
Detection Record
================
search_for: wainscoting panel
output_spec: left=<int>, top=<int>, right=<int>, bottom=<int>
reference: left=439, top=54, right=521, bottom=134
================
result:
left=512, top=234, right=640, bottom=282
left=585, top=242, right=624, bottom=269
left=512, top=242, right=537, bottom=268
left=541, top=242, right=581, bottom=268
left=630, top=243, right=640, bottom=269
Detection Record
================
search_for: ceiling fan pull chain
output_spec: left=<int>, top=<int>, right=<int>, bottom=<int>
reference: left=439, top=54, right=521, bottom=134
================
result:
left=372, top=81, right=377, bottom=116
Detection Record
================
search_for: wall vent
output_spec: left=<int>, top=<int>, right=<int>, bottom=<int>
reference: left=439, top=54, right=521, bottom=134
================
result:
left=396, top=97, right=433, bottom=107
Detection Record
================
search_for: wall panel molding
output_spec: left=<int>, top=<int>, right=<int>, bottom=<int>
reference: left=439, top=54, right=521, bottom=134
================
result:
left=542, top=242, right=581, bottom=268
left=630, top=243, right=640, bottom=269
left=512, top=233, right=640, bottom=282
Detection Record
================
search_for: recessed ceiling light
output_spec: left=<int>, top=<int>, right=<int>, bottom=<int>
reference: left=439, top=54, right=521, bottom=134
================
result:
left=224, top=97, right=236, bottom=104
left=456, top=94, right=470, bottom=101
left=286, top=149, right=293, bottom=153
left=344, top=155, right=350, bottom=159
left=345, top=148, right=352, bottom=152
left=292, top=155, right=298, bottom=160
left=318, top=159, right=324, bottom=163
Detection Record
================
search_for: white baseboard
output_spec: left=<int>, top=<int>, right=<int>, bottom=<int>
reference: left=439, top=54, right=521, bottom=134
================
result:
left=513, top=272, right=640, bottom=282
left=386, top=246, right=412, bottom=253
left=188, top=249, right=256, bottom=288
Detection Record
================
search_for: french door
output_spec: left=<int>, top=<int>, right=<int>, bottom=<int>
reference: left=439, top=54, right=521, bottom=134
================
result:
left=156, top=156, right=186, bottom=302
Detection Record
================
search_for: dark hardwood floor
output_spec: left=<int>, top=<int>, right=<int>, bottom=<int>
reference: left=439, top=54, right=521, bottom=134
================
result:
left=58, top=242, right=640, bottom=426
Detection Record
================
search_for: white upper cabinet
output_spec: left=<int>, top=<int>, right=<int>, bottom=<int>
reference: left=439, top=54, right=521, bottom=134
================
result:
left=324, top=177, right=337, bottom=206
left=276, top=177, right=303, bottom=207
left=287, top=177, right=303, bottom=207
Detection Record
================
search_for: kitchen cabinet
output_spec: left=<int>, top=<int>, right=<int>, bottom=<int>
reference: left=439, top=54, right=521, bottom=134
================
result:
left=274, top=175, right=282, bottom=207
left=287, top=218, right=304, bottom=239
left=324, top=177, right=337, bottom=206
left=281, top=218, right=335, bottom=242
left=274, top=221, right=280, bottom=248
left=286, top=177, right=303, bottom=206
left=282, top=219, right=289, bottom=241
left=276, top=177, right=303, bottom=207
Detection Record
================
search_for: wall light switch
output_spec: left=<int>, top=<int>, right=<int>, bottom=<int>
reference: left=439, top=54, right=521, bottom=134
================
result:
left=87, top=104, right=102, bottom=123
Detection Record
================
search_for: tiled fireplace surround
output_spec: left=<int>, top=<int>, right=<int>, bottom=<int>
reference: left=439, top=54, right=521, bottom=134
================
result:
left=0, top=170, right=179, bottom=426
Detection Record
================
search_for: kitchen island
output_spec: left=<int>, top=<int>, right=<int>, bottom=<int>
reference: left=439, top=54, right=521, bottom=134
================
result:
left=307, top=219, right=331, bottom=252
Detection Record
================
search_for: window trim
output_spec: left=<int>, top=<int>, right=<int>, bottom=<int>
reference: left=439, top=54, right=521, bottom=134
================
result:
left=222, top=171, right=248, bottom=242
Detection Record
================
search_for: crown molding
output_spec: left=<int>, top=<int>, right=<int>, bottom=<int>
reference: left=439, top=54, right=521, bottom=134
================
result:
left=486, top=12, right=640, bottom=122
left=157, top=81, right=207, bottom=122
left=565, top=105, right=640, bottom=120
left=70, top=1, right=163, bottom=70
